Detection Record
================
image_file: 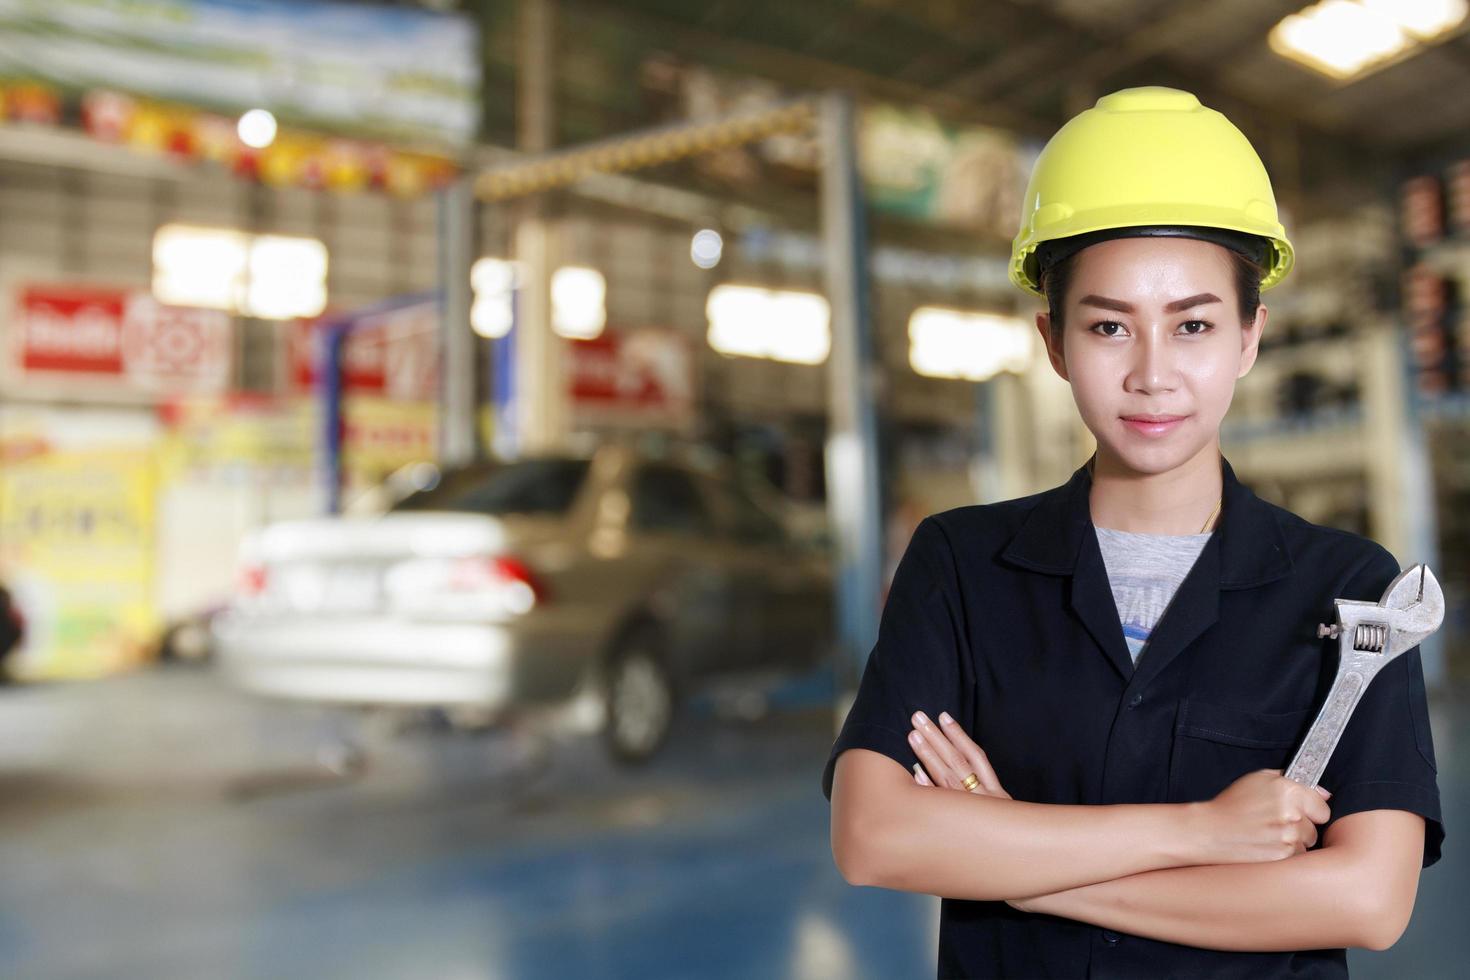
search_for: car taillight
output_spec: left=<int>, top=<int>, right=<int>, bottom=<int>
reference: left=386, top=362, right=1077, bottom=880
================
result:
left=446, top=555, right=547, bottom=612
left=236, top=562, right=269, bottom=598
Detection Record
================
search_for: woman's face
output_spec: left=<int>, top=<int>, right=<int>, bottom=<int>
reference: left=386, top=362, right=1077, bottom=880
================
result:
left=1036, top=236, right=1267, bottom=477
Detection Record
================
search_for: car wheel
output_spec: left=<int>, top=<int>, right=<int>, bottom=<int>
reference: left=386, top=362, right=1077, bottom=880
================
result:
left=602, top=625, right=676, bottom=766
left=158, top=619, right=214, bottom=664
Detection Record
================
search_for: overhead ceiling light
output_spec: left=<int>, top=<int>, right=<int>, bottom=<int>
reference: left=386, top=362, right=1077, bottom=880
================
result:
left=706, top=284, right=830, bottom=365
left=152, top=224, right=326, bottom=319
left=471, top=257, right=518, bottom=339
left=551, top=266, right=606, bottom=340
left=153, top=226, right=249, bottom=312
left=471, top=263, right=609, bottom=340
left=237, top=108, right=278, bottom=149
left=1270, top=0, right=1467, bottom=80
left=908, top=307, right=1034, bottom=382
left=690, top=229, right=723, bottom=269
left=1379, top=0, right=1470, bottom=36
left=247, top=235, right=329, bottom=320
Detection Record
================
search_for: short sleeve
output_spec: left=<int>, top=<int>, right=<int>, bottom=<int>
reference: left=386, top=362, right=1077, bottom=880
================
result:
left=821, top=516, right=971, bottom=801
left=1319, top=546, right=1445, bottom=868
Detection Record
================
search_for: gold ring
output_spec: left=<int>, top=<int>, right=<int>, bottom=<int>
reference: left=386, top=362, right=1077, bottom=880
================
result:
left=961, top=772, right=980, bottom=792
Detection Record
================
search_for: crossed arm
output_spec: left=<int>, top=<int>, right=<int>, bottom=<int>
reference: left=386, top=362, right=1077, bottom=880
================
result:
left=1015, top=809, right=1424, bottom=952
left=830, top=746, right=1425, bottom=952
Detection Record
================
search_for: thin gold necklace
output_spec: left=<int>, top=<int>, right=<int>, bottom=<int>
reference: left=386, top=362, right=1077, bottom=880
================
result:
left=1200, top=497, right=1222, bottom=534
left=1086, top=456, right=1223, bottom=533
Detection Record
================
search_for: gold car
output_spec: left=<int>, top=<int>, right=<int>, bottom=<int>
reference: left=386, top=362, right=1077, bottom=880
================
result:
left=214, top=443, right=833, bottom=763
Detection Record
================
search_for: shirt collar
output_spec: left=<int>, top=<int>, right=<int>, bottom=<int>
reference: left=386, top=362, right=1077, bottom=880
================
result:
left=999, top=452, right=1293, bottom=590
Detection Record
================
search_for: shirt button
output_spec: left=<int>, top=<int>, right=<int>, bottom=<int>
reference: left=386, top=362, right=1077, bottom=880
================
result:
left=1102, top=929, right=1121, bottom=945
left=1128, top=693, right=1143, bottom=709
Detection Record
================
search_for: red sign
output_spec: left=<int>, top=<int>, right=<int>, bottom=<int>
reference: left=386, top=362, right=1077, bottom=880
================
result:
left=288, top=300, right=439, bottom=401
left=12, top=284, right=231, bottom=392
left=569, top=328, right=694, bottom=422
left=289, top=317, right=386, bottom=393
left=18, top=285, right=126, bottom=374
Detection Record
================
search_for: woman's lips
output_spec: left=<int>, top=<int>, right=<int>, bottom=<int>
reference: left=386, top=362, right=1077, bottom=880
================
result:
left=1121, top=414, right=1187, bottom=436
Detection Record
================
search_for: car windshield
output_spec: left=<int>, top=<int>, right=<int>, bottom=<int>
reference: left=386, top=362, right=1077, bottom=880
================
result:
left=392, top=458, right=591, bottom=516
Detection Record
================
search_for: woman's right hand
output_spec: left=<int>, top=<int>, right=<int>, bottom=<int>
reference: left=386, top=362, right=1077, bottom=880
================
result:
left=1191, top=769, right=1332, bottom=865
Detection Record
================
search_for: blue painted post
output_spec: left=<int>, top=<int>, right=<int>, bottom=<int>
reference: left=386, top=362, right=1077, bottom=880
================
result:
left=321, top=320, right=350, bottom=515
left=491, top=287, right=518, bottom=460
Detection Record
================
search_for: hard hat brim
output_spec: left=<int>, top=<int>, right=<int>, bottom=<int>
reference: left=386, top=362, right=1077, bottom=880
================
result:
left=1035, top=225, right=1271, bottom=279
left=1010, top=205, right=1294, bottom=297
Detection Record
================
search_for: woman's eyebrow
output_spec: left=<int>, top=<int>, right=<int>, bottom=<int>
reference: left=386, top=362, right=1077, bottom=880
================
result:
left=1078, top=292, right=1223, bottom=314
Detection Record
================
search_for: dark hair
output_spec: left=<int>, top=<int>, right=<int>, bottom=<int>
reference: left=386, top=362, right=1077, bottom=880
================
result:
left=1038, top=238, right=1266, bottom=352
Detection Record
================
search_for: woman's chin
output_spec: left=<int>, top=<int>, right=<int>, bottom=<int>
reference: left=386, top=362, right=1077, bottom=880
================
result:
left=1096, top=439, right=1204, bottom=477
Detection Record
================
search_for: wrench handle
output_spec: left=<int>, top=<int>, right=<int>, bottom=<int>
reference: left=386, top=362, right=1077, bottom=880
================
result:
left=1283, top=659, right=1376, bottom=788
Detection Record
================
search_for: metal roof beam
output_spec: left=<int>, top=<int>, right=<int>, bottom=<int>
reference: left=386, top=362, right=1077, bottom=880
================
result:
left=561, top=0, right=1053, bottom=137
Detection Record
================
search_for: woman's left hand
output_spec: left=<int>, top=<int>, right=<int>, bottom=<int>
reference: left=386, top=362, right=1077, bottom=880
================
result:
left=908, top=710, right=1011, bottom=799
left=911, top=712, right=1045, bottom=912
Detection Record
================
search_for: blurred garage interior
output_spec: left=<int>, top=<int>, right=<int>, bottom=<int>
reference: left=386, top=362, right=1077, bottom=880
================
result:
left=0, top=0, right=1468, bottom=977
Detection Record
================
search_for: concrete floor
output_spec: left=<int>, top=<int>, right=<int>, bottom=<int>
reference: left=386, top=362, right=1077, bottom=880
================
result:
left=0, top=667, right=1462, bottom=979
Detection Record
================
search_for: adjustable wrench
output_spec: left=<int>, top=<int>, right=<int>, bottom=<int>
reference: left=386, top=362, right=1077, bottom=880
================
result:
left=1284, top=564, right=1444, bottom=788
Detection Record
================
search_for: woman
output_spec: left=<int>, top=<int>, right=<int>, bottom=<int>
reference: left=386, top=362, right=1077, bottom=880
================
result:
left=823, top=87, right=1443, bottom=979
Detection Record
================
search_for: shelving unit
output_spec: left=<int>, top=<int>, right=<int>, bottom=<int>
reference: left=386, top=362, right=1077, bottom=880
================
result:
left=1223, top=205, right=1411, bottom=541
left=1397, top=161, right=1470, bottom=686
left=1219, top=204, right=1451, bottom=686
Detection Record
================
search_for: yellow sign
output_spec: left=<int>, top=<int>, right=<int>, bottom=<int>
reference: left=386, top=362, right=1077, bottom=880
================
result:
left=0, top=449, right=158, bottom=679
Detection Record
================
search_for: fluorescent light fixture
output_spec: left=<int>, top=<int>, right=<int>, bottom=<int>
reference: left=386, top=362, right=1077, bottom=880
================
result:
left=1371, top=0, right=1467, bottom=35
left=247, top=235, right=328, bottom=320
left=908, top=306, right=1034, bottom=381
left=706, top=284, right=830, bottom=365
left=551, top=266, right=606, bottom=340
left=153, top=226, right=248, bottom=311
left=471, top=262, right=608, bottom=340
left=1270, top=0, right=1466, bottom=79
left=152, top=224, right=327, bottom=319
left=237, top=108, right=278, bottom=149
left=471, top=257, right=518, bottom=338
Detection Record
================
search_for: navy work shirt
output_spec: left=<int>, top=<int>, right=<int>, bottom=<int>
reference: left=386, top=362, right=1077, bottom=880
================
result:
left=822, top=454, right=1444, bottom=979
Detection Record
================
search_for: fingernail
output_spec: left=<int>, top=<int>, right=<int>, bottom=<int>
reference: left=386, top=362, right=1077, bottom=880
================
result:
left=914, top=711, right=929, bottom=726
left=909, top=730, right=924, bottom=746
left=939, top=712, right=954, bottom=725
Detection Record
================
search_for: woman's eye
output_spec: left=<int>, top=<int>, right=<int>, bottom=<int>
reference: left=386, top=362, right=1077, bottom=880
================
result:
left=1180, top=320, right=1213, bottom=335
left=1090, top=321, right=1126, bottom=337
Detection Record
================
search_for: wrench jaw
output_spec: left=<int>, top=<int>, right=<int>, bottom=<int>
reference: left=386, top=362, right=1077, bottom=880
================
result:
left=1382, top=564, right=1443, bottom=658
left=1319, top=564, right=1444, bottom=662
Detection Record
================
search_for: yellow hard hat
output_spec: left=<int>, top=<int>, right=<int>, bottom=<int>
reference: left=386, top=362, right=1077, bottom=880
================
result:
left=1008, top=86, right=1294, bottom=297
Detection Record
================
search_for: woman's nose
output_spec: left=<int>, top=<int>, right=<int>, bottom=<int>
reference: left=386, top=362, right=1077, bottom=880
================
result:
left=1126, top=333, right=1178, bottom=392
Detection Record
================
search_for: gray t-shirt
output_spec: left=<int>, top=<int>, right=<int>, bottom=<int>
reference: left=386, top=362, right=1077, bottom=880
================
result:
left=1093, top=525, right=1212, bottom=666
